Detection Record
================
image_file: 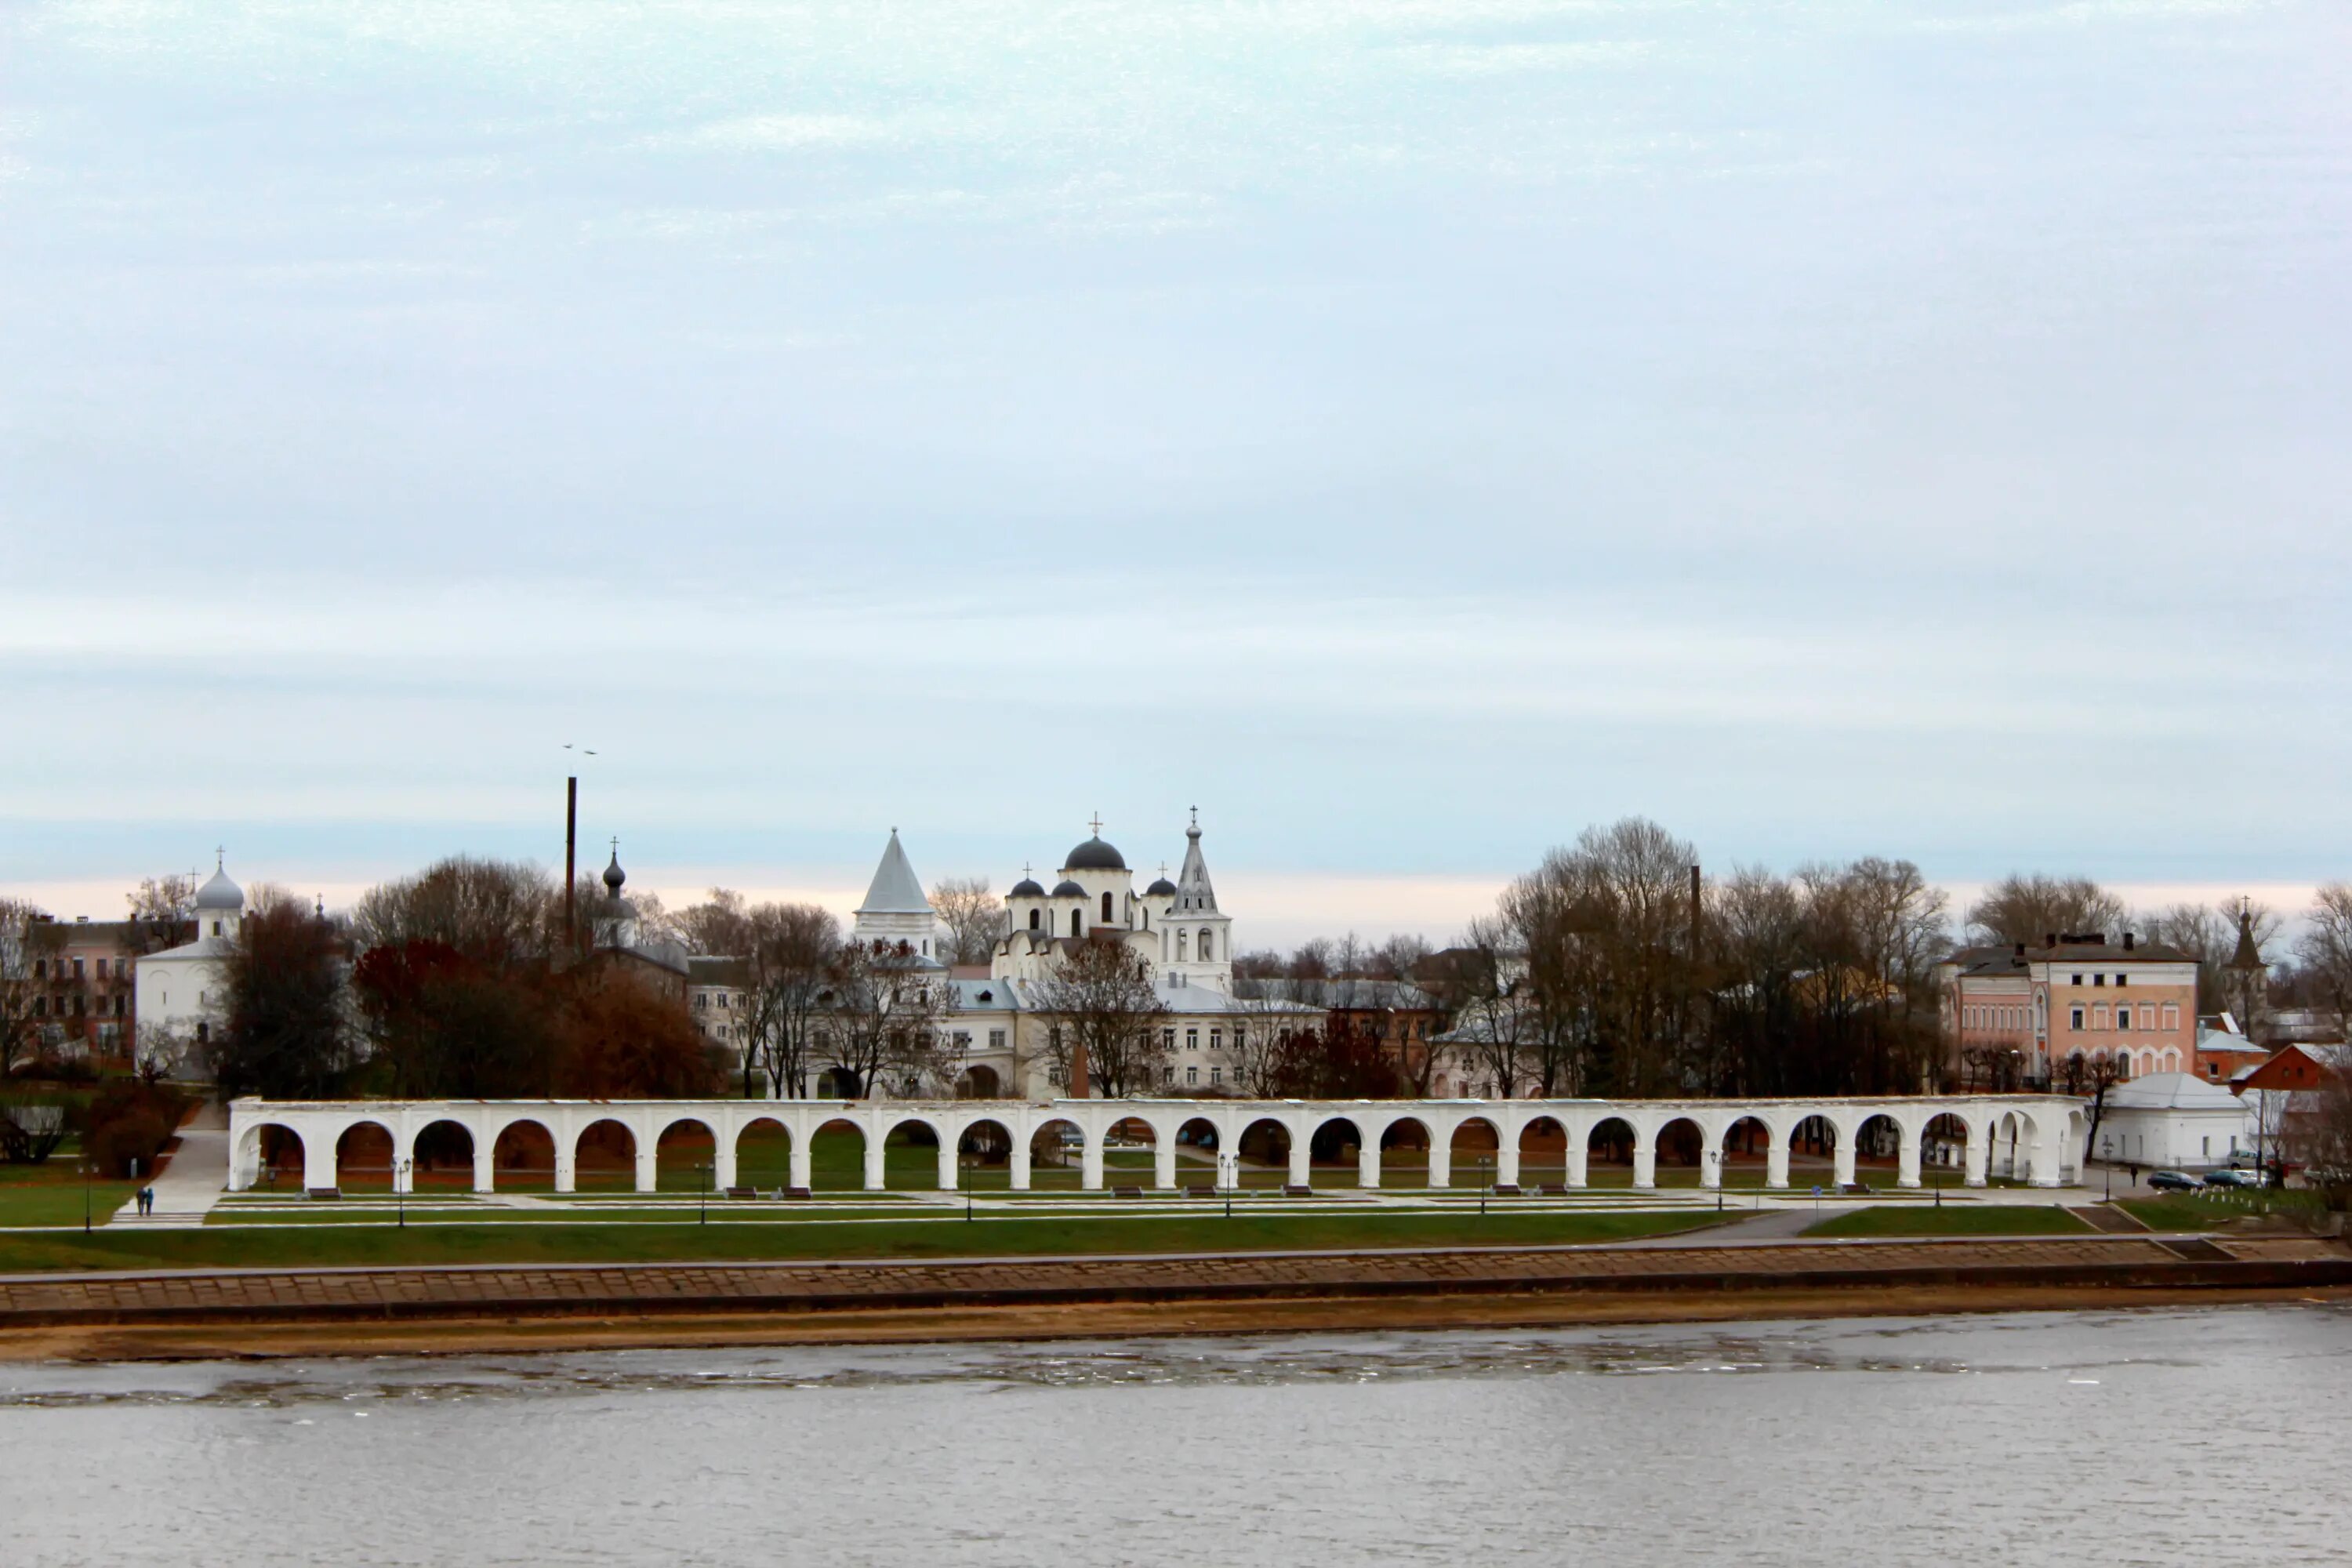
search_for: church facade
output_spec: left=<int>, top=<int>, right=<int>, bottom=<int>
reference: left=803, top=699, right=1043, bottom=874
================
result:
left=848, top=815, right=1312, bottom=1098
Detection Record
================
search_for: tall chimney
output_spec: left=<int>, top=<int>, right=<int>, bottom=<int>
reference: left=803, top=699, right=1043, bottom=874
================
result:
left=564, top=775, right=579, bottom=957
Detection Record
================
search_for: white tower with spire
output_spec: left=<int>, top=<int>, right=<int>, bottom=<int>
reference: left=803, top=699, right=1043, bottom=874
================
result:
left=853, top=829, right=946, bottom=963
left=1163, top=808, right=1232, bottom=992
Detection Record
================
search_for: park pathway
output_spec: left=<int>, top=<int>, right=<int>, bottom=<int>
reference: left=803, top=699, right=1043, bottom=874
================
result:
left=108, top=1102, right=227, bottom=1230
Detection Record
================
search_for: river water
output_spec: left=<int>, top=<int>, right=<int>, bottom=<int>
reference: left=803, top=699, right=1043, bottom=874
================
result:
left=4, top=1307, right=2346, bottom=1566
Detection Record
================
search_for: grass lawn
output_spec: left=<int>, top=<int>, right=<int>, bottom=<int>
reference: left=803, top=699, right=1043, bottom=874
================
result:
left=2114, top=1190, right=2328, bottom=1232
left=0, top=1206, right=1726, bottom=1273
left=1802, top=1204, right=2091, bottom=1239
left=0, top=1163, right=140, bottom=1228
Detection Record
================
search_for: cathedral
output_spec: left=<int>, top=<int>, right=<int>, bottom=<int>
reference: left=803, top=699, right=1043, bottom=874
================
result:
left=847, top=814, right=1309, bottom=1098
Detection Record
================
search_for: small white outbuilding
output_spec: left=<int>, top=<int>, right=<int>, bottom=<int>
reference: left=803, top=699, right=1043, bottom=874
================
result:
left=2090, top=1072, right=2252, bottom=1171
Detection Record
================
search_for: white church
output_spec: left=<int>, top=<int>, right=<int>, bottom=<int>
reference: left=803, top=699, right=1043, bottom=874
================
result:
left=132, top=857, right=249, bottom=1062
left=841, top=814, right=1313, bottom=1098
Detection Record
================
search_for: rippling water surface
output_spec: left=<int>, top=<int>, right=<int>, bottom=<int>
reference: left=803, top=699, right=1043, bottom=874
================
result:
left=5, top=1307, right=2347, bottom=1565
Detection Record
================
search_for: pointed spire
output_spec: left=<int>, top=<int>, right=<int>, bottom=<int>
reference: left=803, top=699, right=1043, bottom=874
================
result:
left=1175, top=811, right=1218, bottom=912
left=2228, top=898, right=2265, bottom=973
left=858, top=828, right=931, bottom=915
left=602, top=839, right=626, bottom=897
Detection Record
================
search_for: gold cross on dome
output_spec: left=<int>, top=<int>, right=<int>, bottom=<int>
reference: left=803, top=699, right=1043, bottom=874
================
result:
left=1089, top=813, right=1104, bottom=837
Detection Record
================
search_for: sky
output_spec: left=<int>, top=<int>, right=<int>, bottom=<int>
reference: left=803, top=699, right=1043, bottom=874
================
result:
left=2, top=1, right=2348, bottom=947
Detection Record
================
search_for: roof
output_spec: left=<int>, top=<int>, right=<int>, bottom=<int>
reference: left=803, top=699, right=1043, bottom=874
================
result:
left=1051, top=879, right=1086, bottom=898
left=195, top=866, right=244, bottom=911
left=1063, top=837, right=1127, bottom=872
left=1145, top=877, right=1177, bottom=896
left=1172, top=816, right=1218, bottom=913
left=1943, top=938, right=2196, bottom=972
left=857, top=830, right=931, bottom=915
left=2101, top=1072, right=2245, bottom=1112
left=1235, top=976, right=1439, bottom=1011
left=688, top=955, right=750, bottom=987
left=1009, top=878, right=1045, bottom=898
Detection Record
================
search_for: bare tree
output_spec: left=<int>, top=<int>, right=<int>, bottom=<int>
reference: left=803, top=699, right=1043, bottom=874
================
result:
left=1032, top=937, right=1169, bottom=1098
left=739, top=902, right=840, bottom=1098
left=1966, top=874, right=2126, bottom=946
left=1448, top=916, right=1530, bottom=1098
left=124, top=874, right=198, bottom=954
left=2299, top=1056, right=2352, bottom=1214
left=930, top=877, right=1006, bottom=966
left=676, top=888, right=757, bottom=956
left=1227, top=987, right=1317, bottom=1097
left=816, top=938, right=953, bottom=1098
left=0, top=898, right=48, bottom=1077
left=2296, top=883, right=2352, bottom=1041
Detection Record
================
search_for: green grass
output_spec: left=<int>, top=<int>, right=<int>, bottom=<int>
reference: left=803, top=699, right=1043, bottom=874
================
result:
left=0, top=1207, right=1726, bottom=1273
left=2117, top=1189, right=2327, bottom=1232
left=1802, top=1204, right=2091, bottom=1239
left=0, top=1164, right=140, bottom=1227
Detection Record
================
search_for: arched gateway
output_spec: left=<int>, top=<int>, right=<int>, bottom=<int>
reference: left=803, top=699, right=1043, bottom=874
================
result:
left=227, top=1094, right=2083, bottom=1196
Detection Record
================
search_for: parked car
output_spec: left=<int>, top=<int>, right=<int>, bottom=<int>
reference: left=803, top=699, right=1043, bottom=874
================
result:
left=2147, top=1170, right=2199, bottom=1192
left=2202, top=1168, right=2266, bottom=1189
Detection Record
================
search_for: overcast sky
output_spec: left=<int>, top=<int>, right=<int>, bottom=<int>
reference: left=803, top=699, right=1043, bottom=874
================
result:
left=3, top=1, right=2348, bottom=944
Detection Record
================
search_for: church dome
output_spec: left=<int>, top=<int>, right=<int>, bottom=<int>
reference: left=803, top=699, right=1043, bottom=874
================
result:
left=195, top=865, right=243, bottom=910
left=1009, top=877, right=1046, bottom=898
left=1064, top=837, right=1127, bottom=872
left=1145, top=877, right=1176, bottom=896
left=1051, top=879, right=1087, bottom=898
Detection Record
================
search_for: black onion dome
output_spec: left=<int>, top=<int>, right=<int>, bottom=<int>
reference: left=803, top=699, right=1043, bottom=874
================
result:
left=1051, top=879, right=1087, bottom=898
left=1009, top=877, right=1046, bottom=898
left=1064, top=836, right=1127, bottom=871
left=1145, top=877, right=1177, bottom=896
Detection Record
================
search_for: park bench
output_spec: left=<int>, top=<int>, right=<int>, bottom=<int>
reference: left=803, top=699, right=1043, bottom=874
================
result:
left=1490, top=1183, right=1523, bottom=1196
left=783, top=1186, right=812, bottom=1200
left=1185, top=1184, right=1217, bottom=1197
left=1112, top=1185, right=1145, bottom=1198
left=1281, top=1183, right=1313, bottom=1197
left=304, top=1188, right=341, bottom=1200
left=724, top=1186, right=757, bottom=1200
left=1539, top=1183, right=1570, bottom=1196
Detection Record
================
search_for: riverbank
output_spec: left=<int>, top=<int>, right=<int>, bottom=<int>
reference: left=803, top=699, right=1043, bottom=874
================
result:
left=5, top=1232, right=2342, bottom=1362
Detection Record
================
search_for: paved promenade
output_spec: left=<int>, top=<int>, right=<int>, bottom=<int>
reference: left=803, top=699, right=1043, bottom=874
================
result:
left=2, top=1234, right=2341, bottom=1327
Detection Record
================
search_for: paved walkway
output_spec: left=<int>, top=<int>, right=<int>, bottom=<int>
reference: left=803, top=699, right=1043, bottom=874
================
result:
left=108, top=1102, right=227, bottom=1230
left=2, top=1235, right=2339, bottom=1325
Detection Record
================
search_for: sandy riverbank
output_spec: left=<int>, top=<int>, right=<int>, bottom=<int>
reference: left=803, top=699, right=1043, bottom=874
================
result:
left=7, top=1277, right=2346, bottom=1363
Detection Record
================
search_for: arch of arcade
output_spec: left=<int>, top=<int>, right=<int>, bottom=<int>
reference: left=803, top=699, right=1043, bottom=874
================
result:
left=228, top=1093, right=2087, bottom=1196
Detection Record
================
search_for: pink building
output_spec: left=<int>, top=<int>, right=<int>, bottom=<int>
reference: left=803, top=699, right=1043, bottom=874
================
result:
left=1937, top=933, right=2201, bottom=1087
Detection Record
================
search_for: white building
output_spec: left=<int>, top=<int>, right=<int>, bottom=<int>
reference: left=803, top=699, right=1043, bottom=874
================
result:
left=131, top=858, right=246, bottom=1059
left=2090, top=1071, right=2253, bottom=1171
left=844, top=815, right=1314, bottom=1098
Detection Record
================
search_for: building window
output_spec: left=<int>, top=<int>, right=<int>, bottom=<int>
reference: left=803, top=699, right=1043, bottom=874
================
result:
left=2072, top=974, right=2083, bottom=986
left=2092, top=1005, right=2110, bottom=1029
left=1163, top=1028, right=1175, bottom=1050
left=2164, top=1005, right=2180, bottom=1030
left=1209, top=1028, right=1221, bottom=1051
left=1200, top=931, right=1214, bottom=961
left=1102, top=891, right=1113, bottom=922
left=1210, top=1066, right=1222, bottom=1087
left=1186, top=1027, right=1199, bottom=1051
left=2115, top=1006, right=2131, bottom=1031
left=2070, top=1007, right=2085, bottom=1031
left=2092, top=974, right=2105, bottom=987
left=1235, top=1024, right=1247, bottom=1049
left=1186, top=1065, right=1198, bottom=1086
left=1177, top=931, right=1189, bottom=960
left=1069, top=911, right=1081, bottom=937
left=1029, top=909, right=1040, bottom=931
left=2116, top=975, right=2129, bottom=986
left=72, top=959, right=85, bottom=979
left=989, top=1029, right=1006, bottom=1051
